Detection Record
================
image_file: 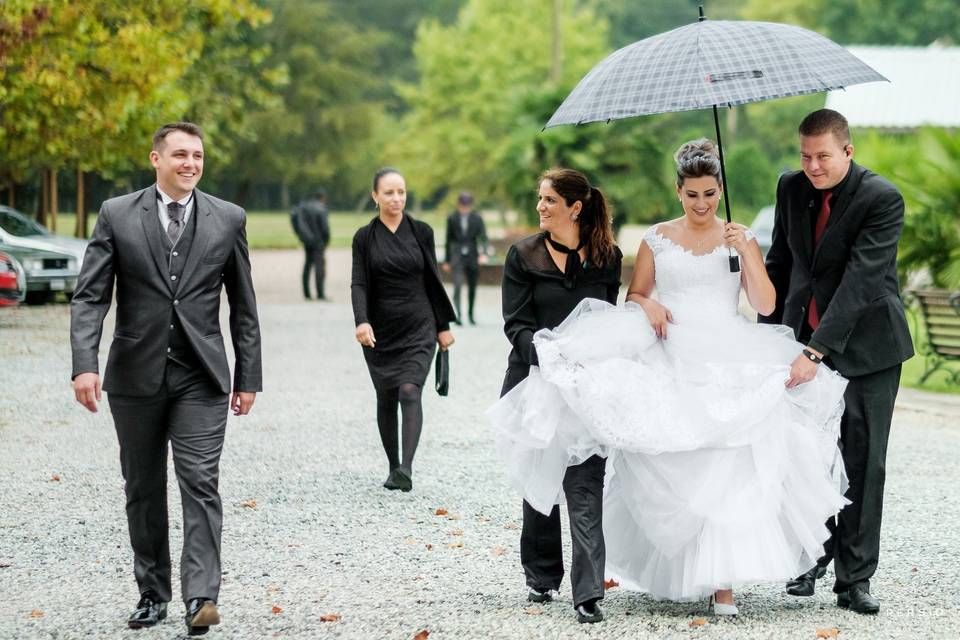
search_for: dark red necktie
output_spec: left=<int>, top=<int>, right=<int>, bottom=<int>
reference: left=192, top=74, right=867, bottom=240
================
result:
left=807, top=191, right=833, bottom=330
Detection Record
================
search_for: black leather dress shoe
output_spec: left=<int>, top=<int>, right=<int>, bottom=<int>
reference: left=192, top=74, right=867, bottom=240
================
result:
left=184, top=598, right=220, bottom=636
left=786, top=565, right=828, bottom=596
left=575, top=600, right=604, bottom=624
left=128, top=591, right=167, bottom=629
left=838, top=586, right=880, bottom=615
left=394, top=468, right=413, bottom=492
left=527, top=588, right=553, bottom=603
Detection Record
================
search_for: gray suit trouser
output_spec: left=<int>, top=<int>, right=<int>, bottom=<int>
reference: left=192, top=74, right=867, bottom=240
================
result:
left=108, top=357, right=228, bottom=605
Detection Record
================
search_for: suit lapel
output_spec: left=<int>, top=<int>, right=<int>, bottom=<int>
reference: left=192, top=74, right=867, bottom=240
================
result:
left=177, top=190, right=213, bottom=293
left=798, top=187, right=817, bottom=265
left=139, top=186, right=176, bottom=295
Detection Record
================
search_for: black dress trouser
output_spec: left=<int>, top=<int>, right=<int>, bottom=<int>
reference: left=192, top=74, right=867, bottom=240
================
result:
left=520, top=454, right=606, bottom=608
left=302, top=244, right=326, bottom=298
left=815, top=363, right=902, bottom=593
left=108, top=358, right=229, bottom=605
left=451, top=258, right=479, bottom=320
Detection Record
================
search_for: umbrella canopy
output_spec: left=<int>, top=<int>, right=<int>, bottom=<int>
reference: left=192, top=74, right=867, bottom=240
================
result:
left=546, top=19, right=887, bottom=128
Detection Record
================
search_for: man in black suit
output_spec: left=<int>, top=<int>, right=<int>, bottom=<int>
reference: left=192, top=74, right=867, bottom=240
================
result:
left=70, top=122, right=262, bottom=635
left=759, top=109, right=913, bottom=614
left=293, top=189, right=331, bottom=300
left=442, top=191, right=488, bottom=324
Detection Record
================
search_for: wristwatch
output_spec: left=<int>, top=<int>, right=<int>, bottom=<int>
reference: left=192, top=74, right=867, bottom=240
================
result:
left=801, top=348, right=822, bottom=364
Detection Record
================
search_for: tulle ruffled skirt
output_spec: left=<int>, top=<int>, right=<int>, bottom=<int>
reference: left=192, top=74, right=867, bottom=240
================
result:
left=487, top=299, right=849, bottom=601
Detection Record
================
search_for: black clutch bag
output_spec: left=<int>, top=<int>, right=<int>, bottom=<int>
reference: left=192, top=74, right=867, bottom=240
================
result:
left=435, top=349, right=449, bottom=396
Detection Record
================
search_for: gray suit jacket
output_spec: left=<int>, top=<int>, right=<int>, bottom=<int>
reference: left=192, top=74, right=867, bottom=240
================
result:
left=70, top=185, right=263, bottom=396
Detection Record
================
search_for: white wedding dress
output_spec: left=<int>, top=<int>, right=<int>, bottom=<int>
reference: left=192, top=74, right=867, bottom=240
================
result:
left=487, top=226, right=849, bottom=601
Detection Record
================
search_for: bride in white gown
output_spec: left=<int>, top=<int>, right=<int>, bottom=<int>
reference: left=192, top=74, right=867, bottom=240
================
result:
left=488, top=139, right=849, bottom=615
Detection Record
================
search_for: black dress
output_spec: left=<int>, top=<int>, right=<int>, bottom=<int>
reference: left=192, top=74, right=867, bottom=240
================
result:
left=351, top=215, right=456, bottom=391
left=500, top=232, right=623, bottom=395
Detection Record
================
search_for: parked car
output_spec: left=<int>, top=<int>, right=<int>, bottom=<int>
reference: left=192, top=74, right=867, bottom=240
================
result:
left=750, top=205, right=775, bottom=257
left=0, top=248, right=26, bottom=307
left=0, top=205, right=88, bottom=303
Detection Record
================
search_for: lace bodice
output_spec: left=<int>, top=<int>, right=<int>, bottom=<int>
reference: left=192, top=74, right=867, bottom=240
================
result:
left=643, top=225, right=754, bottom=324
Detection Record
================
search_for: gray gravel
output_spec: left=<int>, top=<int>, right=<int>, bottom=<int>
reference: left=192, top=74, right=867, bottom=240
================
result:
left=1, top=248, right=958, bottom=639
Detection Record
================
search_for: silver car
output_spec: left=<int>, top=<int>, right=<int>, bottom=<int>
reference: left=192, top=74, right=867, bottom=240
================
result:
left=0, top=206, right=88, bottom=303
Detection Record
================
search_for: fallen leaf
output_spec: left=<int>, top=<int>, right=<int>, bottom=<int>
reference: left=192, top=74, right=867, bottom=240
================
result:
left=815, top=630, right=839, bottom=639
left=689, top=617, right=708, bottom=627
left=240, top=499, right=257, bottom=509
left=413, top=575, right=424, bottom=581
left=490, top=546, right=506, bottom=556
left=450, top=528, right=464, bottom=536
left=50, top=474, right=60, bottom=482
left=405, top=538, right=418, bottom=545
left=29, top=609, right=44, bottom=618
left=504, top=522, right=519, bottom=530
left=604, top=578, right=619, bottom=590
left=320, top=613, right=342, bottom=622
left=434, top=508, right=448, bottom=516
left=911, top=567, right=918, bottom=573
left=447, top=542, right=464, bottom=548
left=524, top=607, right=542, bottom=616
left=271, top=605, right=283, bottom=614
left=446, top=514, right=462, bottom=520
left=477, top=516, right=491, bottom=523
left=413, top=631, right=430, bottom=640
left=425, top=544, right=433, bottom=551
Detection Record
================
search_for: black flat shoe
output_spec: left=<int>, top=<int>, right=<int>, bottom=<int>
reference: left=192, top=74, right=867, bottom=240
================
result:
left=527, top=588, right=553, bottom=603
left=837, top=586, right=879, bottom=615
left=383, top=469, right=402, bottom=490
left=786, top=564, right=827, bottom=596
left=575, top=600, right=604, bottom=624
left=184, top=598, right=220, bottom=636
left=394, top=468, right=413, bottom=492
left=128, top=591, right=167, bottom=629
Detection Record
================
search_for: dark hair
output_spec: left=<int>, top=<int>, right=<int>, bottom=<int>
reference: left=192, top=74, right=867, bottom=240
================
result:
left=539, top=168, right=616, bottom=267
left=312, top=188, right=327, bottom=201
left=799, top=109, right=851, bottom=146
left=457, top=191, right=474, bottom=205
left=152, top=122, right=203, bottom=151
left=674, top=138, right=721, bottom=187
left=372, top=167, right=402, bottom=192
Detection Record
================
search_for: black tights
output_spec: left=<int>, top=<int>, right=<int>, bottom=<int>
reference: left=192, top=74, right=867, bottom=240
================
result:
left=375, top=383, right=423, bottom=473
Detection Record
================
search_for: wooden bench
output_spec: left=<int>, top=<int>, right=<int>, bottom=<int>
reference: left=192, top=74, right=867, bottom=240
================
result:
left=905, top=288, right=960, bottom=385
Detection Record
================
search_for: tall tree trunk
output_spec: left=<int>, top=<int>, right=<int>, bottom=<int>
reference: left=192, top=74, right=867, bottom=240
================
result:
left=6, top=182, right=13, bottom=208
left=280, top=182, right=290, bottom=211
left=40, top=169, right=49, bottom=226
left=49, top=167, right=58, bottom=232
left=75, top=168, right=86, bottom=239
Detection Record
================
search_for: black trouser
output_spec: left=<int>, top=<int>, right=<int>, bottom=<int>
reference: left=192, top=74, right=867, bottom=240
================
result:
left=520, top=454, right=606, bottom=608
left=108, top=358, right=229, bottom=605
left=451, top=258, right=478, bottom=321
left=813, top=363, right=901, bottom=593
left=302, top=244, right=326, bottom=299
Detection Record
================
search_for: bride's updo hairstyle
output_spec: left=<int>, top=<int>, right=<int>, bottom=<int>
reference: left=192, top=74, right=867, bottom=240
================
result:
left=674, top=138, right=722, bottom=187
left=539, top=168, right=616, bottom=268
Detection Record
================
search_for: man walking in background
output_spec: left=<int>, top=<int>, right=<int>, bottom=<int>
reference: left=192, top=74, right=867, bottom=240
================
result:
left=293, top=189, right=331, bottom=300
left=760, top=109, right=913, bottom=615
left=443, top=191, right=488, bottom=324
left=70, top=122, right=263, bottom=635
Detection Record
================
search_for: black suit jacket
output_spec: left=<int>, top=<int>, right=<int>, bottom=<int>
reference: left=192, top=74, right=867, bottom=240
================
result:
left=759, top=162, right=913, bottom=377
left=295, top=199, right=330, bottom=248
left=351, top=214, right=457, bottom=331
left=70, top=185, right=263, bottom=396
left=444, top=211, right=488, bottom=266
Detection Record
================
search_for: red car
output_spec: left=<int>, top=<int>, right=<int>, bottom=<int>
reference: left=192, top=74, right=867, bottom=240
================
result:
left=0, top=250, right=26, bottom=306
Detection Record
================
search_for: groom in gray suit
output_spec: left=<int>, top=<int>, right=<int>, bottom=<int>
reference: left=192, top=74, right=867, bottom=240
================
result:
left=70, top=122, right=262, bottom=635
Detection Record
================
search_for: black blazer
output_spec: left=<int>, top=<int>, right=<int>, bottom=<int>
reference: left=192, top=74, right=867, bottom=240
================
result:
left=351, top=214, right=457, bottom=331
left=444, top=210, right=488, bottom=265
left=759, top=162, right=913, bottom=377
left=70, top=185, right=263, bottom=396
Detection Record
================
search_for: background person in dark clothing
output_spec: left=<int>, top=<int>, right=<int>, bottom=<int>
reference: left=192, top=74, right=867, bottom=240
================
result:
left=499, top=168, right=621, bottom=624
left=759, top=109, right=914, bottom=615
left=293, top=190, right=330, bottom=300
left=442, top=191, right=489, bottom=324
left=352, top=168, right=456, bottom=493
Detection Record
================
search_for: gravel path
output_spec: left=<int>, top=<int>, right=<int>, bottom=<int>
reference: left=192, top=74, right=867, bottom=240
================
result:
left=0, top=248, right=957, bottom=639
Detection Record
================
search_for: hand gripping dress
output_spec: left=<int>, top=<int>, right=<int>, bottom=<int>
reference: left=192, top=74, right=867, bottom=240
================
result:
left=487, top=226, right=850, bottom=601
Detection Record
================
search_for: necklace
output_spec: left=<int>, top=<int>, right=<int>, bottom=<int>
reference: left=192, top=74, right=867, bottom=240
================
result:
left=682, top=219, right=718, bottom=250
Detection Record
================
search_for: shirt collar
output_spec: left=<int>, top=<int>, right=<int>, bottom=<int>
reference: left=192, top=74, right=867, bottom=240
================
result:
left=156, top=185, right=193, bottom=206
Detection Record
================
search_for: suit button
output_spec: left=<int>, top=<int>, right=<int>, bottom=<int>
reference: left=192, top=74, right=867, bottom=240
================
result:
left=173, top=251, right=179, bottom=257
left=173, top=299, right=179, bottom=305
left=167, top=347, right=171, bottom=353
left=171, top=275, right=177, bottom=281
left=170, top=324, right=175, bottom=330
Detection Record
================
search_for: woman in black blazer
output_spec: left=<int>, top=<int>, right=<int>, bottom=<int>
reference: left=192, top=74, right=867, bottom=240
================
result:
left=351, top=168, right=457, bottom=492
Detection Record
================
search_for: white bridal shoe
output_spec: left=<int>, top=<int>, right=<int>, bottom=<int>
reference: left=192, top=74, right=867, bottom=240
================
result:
left=709, top=594, right=739, bottom=616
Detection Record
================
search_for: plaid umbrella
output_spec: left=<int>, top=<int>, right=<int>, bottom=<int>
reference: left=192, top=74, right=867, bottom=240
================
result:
left=545, top=9, right=887, bottom=271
